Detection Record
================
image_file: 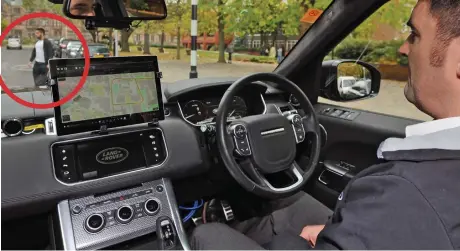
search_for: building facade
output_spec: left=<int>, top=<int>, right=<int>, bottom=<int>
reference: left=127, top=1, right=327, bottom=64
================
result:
left=2, top=0, right=92, bottom=41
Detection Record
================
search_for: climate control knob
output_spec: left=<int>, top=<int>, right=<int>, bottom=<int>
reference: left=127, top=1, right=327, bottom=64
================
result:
left=116, top=205, right=134, bottom=224
left=144, top=199, right=160, bottom=216
left=85, top=214, right=105, bottom=233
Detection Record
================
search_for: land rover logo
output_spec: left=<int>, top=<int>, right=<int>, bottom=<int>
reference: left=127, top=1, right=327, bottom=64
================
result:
left=96, top=147, right=129, bottom=164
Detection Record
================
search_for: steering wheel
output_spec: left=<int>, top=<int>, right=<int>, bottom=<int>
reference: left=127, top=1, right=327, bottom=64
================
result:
left=216, top=73, right=321, bottom=199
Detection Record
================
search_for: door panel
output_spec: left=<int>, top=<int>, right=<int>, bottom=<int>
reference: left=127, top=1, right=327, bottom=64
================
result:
left=305, top=103, right=423, bottom=209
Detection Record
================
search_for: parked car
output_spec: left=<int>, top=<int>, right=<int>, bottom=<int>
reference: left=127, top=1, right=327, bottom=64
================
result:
left=76, top=43, right=112, bottom=58
left=6, top=36, right=22, bottom=50
left=353, top=78, right=372, bottom=95
left=57, top=38, right=79, bottom=58
left=47, top=38, right=60, bottom=57
left=65, top=41, right=83, bottom=58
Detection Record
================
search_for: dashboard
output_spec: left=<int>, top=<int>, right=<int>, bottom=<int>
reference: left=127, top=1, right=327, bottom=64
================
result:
left=179, top=96, right=247, bottom=125
left=175, top=84, right=267, bottom=126
left=0, top=78, right=290, bottom=221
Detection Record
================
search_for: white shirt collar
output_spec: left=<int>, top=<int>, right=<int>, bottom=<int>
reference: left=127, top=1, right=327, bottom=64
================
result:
left=377, top=116, right=460, bottom=159
left=406, top=116, right=460, bottom=137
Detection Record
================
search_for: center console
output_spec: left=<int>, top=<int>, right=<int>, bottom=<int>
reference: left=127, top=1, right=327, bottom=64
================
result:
left=52, top=128, right=168, bottom=184
left=57, top=179, right=190, bottom=250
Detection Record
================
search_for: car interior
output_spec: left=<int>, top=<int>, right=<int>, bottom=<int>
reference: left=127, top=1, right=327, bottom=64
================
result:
left=1, top=0, right=423, bottom=249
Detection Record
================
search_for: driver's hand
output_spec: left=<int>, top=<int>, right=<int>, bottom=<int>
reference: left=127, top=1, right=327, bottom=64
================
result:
left=300, top=225, right=325, bottom=247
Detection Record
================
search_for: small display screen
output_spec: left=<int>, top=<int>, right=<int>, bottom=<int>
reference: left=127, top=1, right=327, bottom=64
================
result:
left=49, top=56, right=164, bottom=135
left=76, top=133, right=146, bottom=178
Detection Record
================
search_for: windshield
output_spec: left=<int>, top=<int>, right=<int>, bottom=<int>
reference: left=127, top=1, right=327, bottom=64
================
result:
left=342, top=79, right=355, bottom=88
left=89, top=46, right=110, bottom=54
left=1, top=0, right=333, bottom=93
left=68, top=42, right=82, bottom=49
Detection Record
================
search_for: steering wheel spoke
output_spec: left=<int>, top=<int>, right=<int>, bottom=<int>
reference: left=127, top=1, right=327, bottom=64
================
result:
left=261, top=162, right=304, bottom=192
left=239, top=159, right=267, bottom=187
left=301, top=113, right=319, bottom=135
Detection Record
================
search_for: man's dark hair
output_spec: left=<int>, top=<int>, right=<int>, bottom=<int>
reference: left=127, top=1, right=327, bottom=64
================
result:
left=427, top=0, right=460, bottom=66
left=36, top=28, right=45, bottom=35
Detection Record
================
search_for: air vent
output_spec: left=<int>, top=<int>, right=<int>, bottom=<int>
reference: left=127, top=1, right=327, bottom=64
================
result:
left=2, top=118, right=23, bottom=137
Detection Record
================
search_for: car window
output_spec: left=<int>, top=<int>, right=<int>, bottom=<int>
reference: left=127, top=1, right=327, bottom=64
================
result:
left=319, top=0, right=430, bottom=121
left=342, top=79, right=354, bottom=88
left=1, top=0, right=334, bottom=93
left=90, top=46, right=109, bottom=53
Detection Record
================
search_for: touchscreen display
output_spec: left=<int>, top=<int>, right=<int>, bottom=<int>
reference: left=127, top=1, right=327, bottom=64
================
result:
left=49, top=56, right=164, bottom=135
left=59, top=71, right=158, bottom=123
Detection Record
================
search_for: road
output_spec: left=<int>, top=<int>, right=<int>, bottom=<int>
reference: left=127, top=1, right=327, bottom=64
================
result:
left=1, top=47, right=431, bottom=121
left=1, top=47, right=36, bottom=90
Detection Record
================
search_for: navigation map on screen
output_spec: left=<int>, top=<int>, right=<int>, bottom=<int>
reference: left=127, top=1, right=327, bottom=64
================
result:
left=58, top=71, right=159, bottom=123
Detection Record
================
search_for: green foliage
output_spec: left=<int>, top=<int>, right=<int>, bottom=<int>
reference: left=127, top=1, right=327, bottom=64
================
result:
left=334, top=38, right=408, bottom=66
left=1, top=18, right=8, bottom=31
left=363, top=40, right=408, bottom=66
left=22, top=0, right=62, bottom=13
left=334, top=38, right=375, bottom=60
left=150, top=44, right=184, bottom=49
left=22, top=37, right=36, bottom=45
left=129, top=0, right=149, bottom=10
left=236, top=55, right=276, bottom=64
left=352, top=0, right=416, bottom=39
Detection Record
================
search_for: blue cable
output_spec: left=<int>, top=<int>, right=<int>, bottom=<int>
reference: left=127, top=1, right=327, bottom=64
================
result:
left=179, top=199, right=204, bottom=210
left=181, top=200, right=202, bottom=222
left=183, top=209, right=196, bottom=223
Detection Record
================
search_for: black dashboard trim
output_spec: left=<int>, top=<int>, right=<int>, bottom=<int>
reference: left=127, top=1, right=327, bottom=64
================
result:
left=163, top=78, right=269, bottom=102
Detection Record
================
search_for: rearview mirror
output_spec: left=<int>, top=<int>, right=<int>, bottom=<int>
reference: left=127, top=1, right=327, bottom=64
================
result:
left=63, top=0, right=167, bottom=20
left=320, top=60, right=381, bottom=102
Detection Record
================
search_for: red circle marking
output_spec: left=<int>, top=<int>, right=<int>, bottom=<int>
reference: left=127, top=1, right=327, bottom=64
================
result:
left=309, top=10, right=320, bottom=16
left=0, top=12, right=90, bottom=109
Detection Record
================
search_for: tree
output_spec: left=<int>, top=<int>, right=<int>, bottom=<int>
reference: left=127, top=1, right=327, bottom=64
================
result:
left=352, top=0, right=416, bottom=40
left=200, top=0, right=232, bottom=62
left=279, top=0, right=303, bottom=46
left=2, top=18, right=8, bottom=32
left=23, top=0, right=62, bottom=12
left=139, top=21, right=157, bottom=55
left=166, top=0, right=190, bottom=60
left=121, top=29, right=135, bottom=52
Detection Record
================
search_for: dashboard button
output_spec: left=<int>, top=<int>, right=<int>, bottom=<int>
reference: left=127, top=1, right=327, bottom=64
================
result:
left=72, top=205, right=82, bottom=215
left=233, top=125, right=247, bottom=139
left=155, top=185, right=164, bottom=193
left=85, top=214, right=105, bottom=233
left=292, top=115, right=302, bottom=125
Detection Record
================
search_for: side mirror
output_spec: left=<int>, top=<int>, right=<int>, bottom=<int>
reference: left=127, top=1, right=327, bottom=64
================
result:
left=63, top=0, right=167, bottom=21
left=320, top=60, right=381, bottom=102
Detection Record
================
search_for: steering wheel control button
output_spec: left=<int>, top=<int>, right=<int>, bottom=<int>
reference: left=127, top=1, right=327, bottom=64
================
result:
left=287, top=114, right=305, bottom=143
left=72, top=205, right=83, bottom=215
left=155, top=185, right=164, bottom=193
left=85, top=214, right=105, bottom=233
left=144, top=199, right=160, bottom=216
left=235, top=139, right=251, bottom=156
left=233, top=124, right=247, bottom=139
left=116, top=205, right=134, bottom=224
left=292, top=115, right=302, bottom=125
